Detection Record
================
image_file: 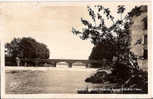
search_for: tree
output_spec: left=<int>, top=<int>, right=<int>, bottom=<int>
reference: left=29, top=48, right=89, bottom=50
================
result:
left=72, top=5, right=131, bottom=66
left=5, top=38, right=22, bottom=58
left=5, top=38, right=22, bottom=66
left=72, top=5, right=148, bottom=93
left=89, top=40, right=116, bottom=67
left=19, top=37, right=49, bottom=59
left=5, top=37, right=50, bottom=65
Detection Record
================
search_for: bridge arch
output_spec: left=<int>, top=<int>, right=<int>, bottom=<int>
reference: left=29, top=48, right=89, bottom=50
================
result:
left=72, top=61, right=89, bottom=68
left=55, top=61, right=73, bottom=68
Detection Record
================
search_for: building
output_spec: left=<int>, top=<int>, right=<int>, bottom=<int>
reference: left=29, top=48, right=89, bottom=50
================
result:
left=129, top=5, right=147, bottom=71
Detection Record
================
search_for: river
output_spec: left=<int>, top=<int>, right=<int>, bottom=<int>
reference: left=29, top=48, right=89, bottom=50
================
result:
left=6, top=65, right=100, bottom=94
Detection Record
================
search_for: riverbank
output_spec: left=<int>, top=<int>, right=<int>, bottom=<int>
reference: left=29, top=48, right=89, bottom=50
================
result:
left=5, top=66, right=97, bottom=71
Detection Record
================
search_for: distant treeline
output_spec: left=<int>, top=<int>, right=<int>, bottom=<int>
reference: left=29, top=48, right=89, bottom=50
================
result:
left=5, top=37, right=50, bottom=66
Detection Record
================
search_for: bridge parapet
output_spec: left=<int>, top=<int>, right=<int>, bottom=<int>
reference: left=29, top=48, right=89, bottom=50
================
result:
left=20, top=58, right=106, bottom=68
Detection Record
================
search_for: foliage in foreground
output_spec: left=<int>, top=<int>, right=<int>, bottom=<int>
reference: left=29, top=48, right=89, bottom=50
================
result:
left=73, top=5, right=148, bottom=93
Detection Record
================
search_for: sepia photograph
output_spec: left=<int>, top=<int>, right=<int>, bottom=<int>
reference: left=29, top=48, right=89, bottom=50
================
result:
left=0, top=1, right=152, bottom=98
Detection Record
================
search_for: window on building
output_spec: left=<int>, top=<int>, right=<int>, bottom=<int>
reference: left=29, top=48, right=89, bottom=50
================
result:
left=144, top=34, right=147, bottom=45
left=143, top=49, right=148, bottom=59
left=142, top=16, right=147, bottom=30
left=143, top=34, right=147, bottom=59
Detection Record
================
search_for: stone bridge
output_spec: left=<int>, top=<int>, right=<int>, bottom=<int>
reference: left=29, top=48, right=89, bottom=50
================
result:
left=21, top=58, right=104, bottom=68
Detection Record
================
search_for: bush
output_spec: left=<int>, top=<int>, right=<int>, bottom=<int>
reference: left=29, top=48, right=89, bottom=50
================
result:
left=110, top=62, right=132, bottom=83
left=5, top=56, right=16, bottom=66
left=122, top=69, right=148, bottom=93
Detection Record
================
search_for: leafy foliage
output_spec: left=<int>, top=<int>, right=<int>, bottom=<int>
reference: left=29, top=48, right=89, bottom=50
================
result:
left=117, top=5, right=125, bottom=14
left=72, top=5, right=133, bottom=65
left=5, top=37, right=50, bottom=60
left=72, top=5, right=147, bottom=67
left=5, top=38, right=22, bottom=58
left=128, top=5, right=147, bottom=18
left=72, top=5, right=148, bottom=93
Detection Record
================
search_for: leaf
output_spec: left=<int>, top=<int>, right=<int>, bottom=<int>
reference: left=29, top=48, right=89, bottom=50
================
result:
left=104, top=8, right=110, bottom=17
left=97, top=5, right=103, bottom=12
left=117, top=5, right=125, bottom=14
left=97, top=13, right=102, bottom=19
left=81, top=18, right=92, bottom=28
left=72, top=27, right=81, bottom=35
left=82, top=29, right=90, bottom=40
left=110, top=15, right=114, bottom=22
left=87, top=6, right=96, bottom=22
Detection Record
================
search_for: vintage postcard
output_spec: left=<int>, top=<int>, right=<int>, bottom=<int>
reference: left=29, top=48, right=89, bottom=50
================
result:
left=0, top=0, right=152, bottom=98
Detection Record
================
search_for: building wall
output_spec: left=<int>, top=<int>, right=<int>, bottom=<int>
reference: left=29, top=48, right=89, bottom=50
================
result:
left=130, top=6, right=147, bottom=71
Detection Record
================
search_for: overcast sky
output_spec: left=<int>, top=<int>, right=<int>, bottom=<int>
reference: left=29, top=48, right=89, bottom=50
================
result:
left=0, top=2, right=149, bottom=59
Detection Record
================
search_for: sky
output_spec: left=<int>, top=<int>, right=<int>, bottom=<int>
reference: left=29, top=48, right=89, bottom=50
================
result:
left=0, top=2, right=149, bottom=59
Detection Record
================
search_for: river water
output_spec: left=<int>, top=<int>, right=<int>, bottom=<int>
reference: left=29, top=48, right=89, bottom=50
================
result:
left=6, top=65, right=103, bottom=94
